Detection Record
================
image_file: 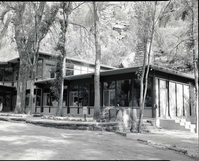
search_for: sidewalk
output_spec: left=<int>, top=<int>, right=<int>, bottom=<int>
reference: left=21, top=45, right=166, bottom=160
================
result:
left=127, top=128, right=199, bottom=158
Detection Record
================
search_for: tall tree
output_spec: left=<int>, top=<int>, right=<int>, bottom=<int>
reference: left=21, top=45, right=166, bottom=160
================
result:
left=54, top=2, right=72, bottom=116
left=0, top=2, right=60, bottom=114
left=93, top=1, right=101, bottom=119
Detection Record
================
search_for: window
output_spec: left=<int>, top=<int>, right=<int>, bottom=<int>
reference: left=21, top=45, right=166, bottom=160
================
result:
left=36, top=60, right=43, bottom=79
left=88, top=67, right=94, bottom=73
left=14, top=66, right=18, bottom=81
left=74, top=65, right=81, bottom=75
left=116, top=80, right=132, bottom=107
left=69, top=85, right=78, bottom=106
left=103, top=81, right=115, bottom=106
left=79, top=84, right=89, bottom=106
left=69, top=91, right=78, bottom=106
left=69, top=84, right=89, bottom=107
left=26, top=90, right=30, bottom=106
left=81, top=66, right=88, bottom=74
left=35, top=89, right=42, bottom=106
left=0, top=67, right=3, bottom=82
left=4, top=67, right=12, bottom=82
left=66, top=63, right=74, bottom=76
left=134, top=77, right=152, bottom=107
left=43, top=93, right=52, bottom=106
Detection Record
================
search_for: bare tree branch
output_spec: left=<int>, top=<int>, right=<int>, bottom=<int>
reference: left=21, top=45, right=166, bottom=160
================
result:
left=154, top=0, right=171, bottom=26
left=72, top=2, right=85, bottom=11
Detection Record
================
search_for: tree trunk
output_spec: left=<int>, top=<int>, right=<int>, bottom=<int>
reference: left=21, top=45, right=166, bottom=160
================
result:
left=137, top=42, right=147, bottom=133
left=137, top=2, right=157, bottom=133
left=15, top=57, right=28, bottom=114
left=93, top=1, right=101, bottom=120
left=190, top=0, right=198, bottom=134
left=57, top=57, right=66, bottom=116
left=27, top=64, right=37, bottom=115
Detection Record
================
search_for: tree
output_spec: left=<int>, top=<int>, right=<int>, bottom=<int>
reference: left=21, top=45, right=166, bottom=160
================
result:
left=128, top=2, right=157, bottom=133
left=53, top=2, right=72, bottom=116
left=0, top=2, right=60, bottom=114
left=93, top=1, right=101, bottom=119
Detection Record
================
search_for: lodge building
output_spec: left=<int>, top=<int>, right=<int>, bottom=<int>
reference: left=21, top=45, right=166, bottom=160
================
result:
left=0, top=52, right=197, bottom=132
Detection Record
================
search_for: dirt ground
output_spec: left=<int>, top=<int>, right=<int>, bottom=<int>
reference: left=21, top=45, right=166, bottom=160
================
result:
left=0, top=121, right=198, bottom=160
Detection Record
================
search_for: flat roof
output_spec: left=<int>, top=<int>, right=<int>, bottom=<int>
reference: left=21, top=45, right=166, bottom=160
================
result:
left=3, top=51, right=116, bottom=70
left=35, top=64, right=195, bottom=85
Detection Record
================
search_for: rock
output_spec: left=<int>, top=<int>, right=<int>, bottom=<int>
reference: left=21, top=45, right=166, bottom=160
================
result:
left=109, top=109, right=118, bottom=121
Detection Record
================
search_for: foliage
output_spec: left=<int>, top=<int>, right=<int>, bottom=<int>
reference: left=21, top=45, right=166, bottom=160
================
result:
left=50, top=55, right=63, bottom=102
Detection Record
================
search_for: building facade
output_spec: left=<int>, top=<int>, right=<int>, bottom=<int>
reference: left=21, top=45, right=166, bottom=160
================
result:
left=0, top=52, right=197, bottom=132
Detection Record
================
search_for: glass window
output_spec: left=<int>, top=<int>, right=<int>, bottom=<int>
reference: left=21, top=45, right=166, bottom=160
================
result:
left=103, top=81, right=115, bottom=106
left=35, top=89, right=42, bottom=106
left=43, top=93, right=52, bottom=106
left=66, top=69, right=74, bottom=76
left=116, top=80, right=132, bottom=107
left=69, top=84, right=78, bottom=106
left=26, top=90, right=30, bottom=106
left=134, top=76, right=152, bottom=107
left=4, top=67, right=12, bottom=81
left=14, top=66, right=18, bottom=81
left=79, top=84, right=89, bottom=106
left=81, top=66, right=88, bottom=74
left=74, top=65, right=81, bottom=75
left=69, top=91, right=78, bottom=106
left=0, top=67, right=3, bottom=81
left=104, top=81, right=115, bottom=90
left=88, top=67, right=94, bottom=73
left=66, top=63, right=74, bottom=69
left=36, top=60, right=43, bottom=79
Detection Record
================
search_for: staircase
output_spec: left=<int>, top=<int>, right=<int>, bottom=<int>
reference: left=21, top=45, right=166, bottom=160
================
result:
left=175, top=118, right=196, bottom=133
left=156, top=118, right=196, bottom=133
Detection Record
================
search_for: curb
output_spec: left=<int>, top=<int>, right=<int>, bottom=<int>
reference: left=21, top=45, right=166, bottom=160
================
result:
left=115, top=131, right=127, bottom=137
left=137, top=139, right=188, bottom=156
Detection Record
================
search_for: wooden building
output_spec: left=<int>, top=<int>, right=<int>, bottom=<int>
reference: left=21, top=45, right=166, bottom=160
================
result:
left=0, top=52, right=197, bottom=132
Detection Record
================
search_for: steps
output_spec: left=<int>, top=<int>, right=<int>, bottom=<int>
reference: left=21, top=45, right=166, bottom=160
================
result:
left=159, top=118, right=196, bottom=133
left=142, top=119, right=159, bottom=133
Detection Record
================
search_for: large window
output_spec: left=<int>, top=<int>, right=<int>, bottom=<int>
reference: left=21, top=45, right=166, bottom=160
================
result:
left=69, top=84, right=89, bottom=107
left=65, top=61, right=91, bottom=76
left=134, top=77, right=152, bottom=107
left=103, top=81, right=115, bottom=106
left=43, top=93, right=53, bottom=106
left=69, top=85, right=78, bottom=106
left=79, top=84, right=89, bottom=106
left=116, top=80, right=132, bottom=107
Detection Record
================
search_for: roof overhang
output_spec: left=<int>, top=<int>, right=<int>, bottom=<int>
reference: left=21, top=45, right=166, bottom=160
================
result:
left=64, top=73, right=94, bottom=81
left=34, top=64, right=195, bottom=86
left=0, top=85, right=16, bottom=91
